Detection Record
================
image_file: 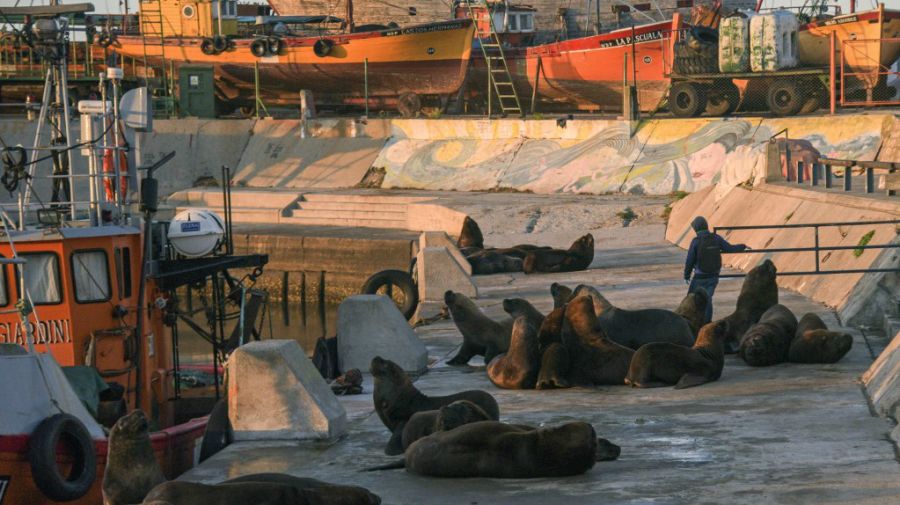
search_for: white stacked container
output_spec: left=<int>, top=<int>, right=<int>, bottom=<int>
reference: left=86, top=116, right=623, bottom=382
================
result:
left=719, top=11, right=755, bottom=73
left=749, top=10, right=799, bottom=72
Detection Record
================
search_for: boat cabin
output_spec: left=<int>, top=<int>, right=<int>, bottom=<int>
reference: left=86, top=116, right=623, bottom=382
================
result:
left=455, top=1, right=536, bottom=46
left=140, top=0, right=238, bottom=37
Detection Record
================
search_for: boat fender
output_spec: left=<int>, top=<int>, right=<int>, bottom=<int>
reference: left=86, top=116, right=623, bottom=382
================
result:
left=314, top=38, right=334, bottom=57
left=250, top=38, right=268, bottom=57
left=213, top=34, right=228, bottom=53
left=360, top=269, right=419, bottom=320
left=28, top=413, right=97, bottom=501
left=200, top=37, right=217, bottom=55
left=97, top=31, right=113, bottom=48
left=267, top=36, right=285, bottom=56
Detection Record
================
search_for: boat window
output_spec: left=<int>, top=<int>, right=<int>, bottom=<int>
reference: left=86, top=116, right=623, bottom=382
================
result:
left=521, top=14, right=533, bottom=31
left=71, top=250, right=111, bottom=303
left=182, top=4, right=195, bottom=19
left=114, top=247, right=133, bottom=299
left=20, top=252, right=62, bottom=305
left=508, top=14, right=518, bottom=32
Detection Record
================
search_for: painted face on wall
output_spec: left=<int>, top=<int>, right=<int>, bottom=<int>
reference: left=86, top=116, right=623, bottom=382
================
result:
left=687, top=142, right=727, bottom=183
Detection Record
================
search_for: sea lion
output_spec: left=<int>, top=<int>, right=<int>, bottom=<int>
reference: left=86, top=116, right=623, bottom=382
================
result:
left=537, top=306, right=565, bottom=351
left=487, top=317, right=541, bottom=389
left=535, top=342, right=571, bottom=390
left=788, top=313, right=853, bottom=364
left=720, top=259, right=779, bottom=353
left=486, top=244, right=553, bottom=259
left=444, top=290, right=513, bottom=365
left=624, top=320, right=729, bottom=389
left=371, top=356, right=500, bottom=453
left=523, top=234, right=595, bottom=274
left=502, top=297, right=545, bottom=329
left=222, top=473, right=381, bottom=505
left=674, top=288, right=709, bottom=337
left=562, top=296, right=634, bottom=386
left=739, top=304, right=798, bottom=367
left=573, top=284, right=695, bottom=349
left=102, top=411, right=166, bottom=505
left=389, top=400, right=493, bottom=455
left=550, top=282, right=575, bottom=309
left=143, top=477, right=381, bottom=505
left=465, top=249, right=523, bottom=275
left=457, top=216, right=484, bottom=249
left=371, top=421, right=617, bottom=478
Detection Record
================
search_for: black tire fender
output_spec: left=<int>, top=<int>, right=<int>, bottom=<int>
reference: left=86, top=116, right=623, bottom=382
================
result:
left=212, top=35, right=228, bottom=53
left=200, top=38, right=217, bottom=55
left=313, top=38, right=334, bottom=57
left=361, top=269, right=418, bottom=320
left=28, top=413, right=97, bottom=501
left=250, top=38, right=268, bottom=57
left=267, top=37, right=285, bottom=55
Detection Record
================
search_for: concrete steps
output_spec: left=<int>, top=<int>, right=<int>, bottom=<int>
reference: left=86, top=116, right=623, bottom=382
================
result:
left=284, top=194, right=415, bottom=229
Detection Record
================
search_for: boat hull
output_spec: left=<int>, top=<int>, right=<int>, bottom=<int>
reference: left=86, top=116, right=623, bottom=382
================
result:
left=470, top=20, right=675, bottom=112
left=112, top=19, right=474, bottom=106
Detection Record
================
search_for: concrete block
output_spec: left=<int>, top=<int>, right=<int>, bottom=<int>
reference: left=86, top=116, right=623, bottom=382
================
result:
left=419, top=231, right=472, bottom=275
left=862, top=331, right=900, bottom=417
left=227, top=340, right=347, bottom=441
left=337, top=295, right=427, bottom=373
left=417, top=246, right=477, bottom=303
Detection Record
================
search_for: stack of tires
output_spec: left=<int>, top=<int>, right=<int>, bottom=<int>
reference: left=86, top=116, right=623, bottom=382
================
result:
left=673, top=27, right=718, bottom=76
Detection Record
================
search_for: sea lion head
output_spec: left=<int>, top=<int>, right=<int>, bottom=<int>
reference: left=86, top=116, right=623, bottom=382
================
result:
left=696, top=320, right=729, bottom=346
left=572, top=285, right=612, bottom=315
left=457, top=216, right=484, bottom=249
left=110, top=409, right=150, bottom=443
left=748, top=259, right=778, bottom=284
left=804, top=330, right=853, bottom=359
left=685, top=287, right=709, bottom=314
left=550, top=282, right=574, bottom=308
left=739, top=324, right=782, bottom=366
left=572, top=233, right=595, bottom=252
left=564, top=296, right=601, bottom=337
left=595, top=437, right=621, bottom=462
left=435, top=400, right=490, bottom=432
left=502, top=298, right=535, bottom=318
left=370, top=356, right=407, bottom=384
left=537, top=422, right=599, bottom=470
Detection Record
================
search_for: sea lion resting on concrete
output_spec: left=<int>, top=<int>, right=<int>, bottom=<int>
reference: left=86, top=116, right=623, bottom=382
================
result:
left=369, top=421, right=619, bottom=478
left=457, top=216, right=484, bottom=249
left=739, top=304, right=798, bottom=367
left=487, top=317, right=541, bottom=390
left=103, top=411, right=167, bottom=505
left=143, top=473, right=381, bottom=505
left=720, top=259, right=779, bottom=354
left=788, top=313, right=853, bottom=364
left=573, top=284, right=695, bottom=349
left=560, top=296, right=634, bottom=386
left=523, top=234, right=595, bottom=274
left=444, top=290, right=513, bottom=365
left=674, top=288, right=709, bottom=338
left=464, top=249, right=524, bottom=275
left=386, top=400, right=493, bottom=455
left=371, top=356, right=500, bottom=453
left=550, top=282, right=575, bottom=309
left=625, top=320, right=728, bottom=389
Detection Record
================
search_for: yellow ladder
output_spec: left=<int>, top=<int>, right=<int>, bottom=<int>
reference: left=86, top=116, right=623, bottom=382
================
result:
left=465, top=0, right=522, bottom=117
left=138, top=0, right=173, bottom=117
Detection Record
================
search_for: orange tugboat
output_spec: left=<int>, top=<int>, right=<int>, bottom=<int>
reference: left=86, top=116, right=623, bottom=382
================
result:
left=106, top=0, right=474, bottom=112
left=0, top=4, right=268, bottom=504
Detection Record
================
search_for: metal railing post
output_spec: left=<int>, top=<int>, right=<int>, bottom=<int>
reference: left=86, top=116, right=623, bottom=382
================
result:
left=364, top=58, right=369, bottom=118
left=254, top=61, right=260, bottom=119
left=844, top=165, right=852, bottom=191
left=797, top=161, right=804, bottom=184
left=814, top=225, right=820, bottom=273
left=812, top=162, right=820, bottom=186
left=825, top=164, right=833, bottom=188
left=865, top=166, right=874, bottom=193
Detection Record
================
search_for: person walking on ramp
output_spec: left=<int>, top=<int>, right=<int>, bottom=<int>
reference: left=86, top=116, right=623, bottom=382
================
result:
left=684, top=216, right=749, bottom=325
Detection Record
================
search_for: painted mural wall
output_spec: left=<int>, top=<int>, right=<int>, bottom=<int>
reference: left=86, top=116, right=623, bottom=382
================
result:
left=378, top=114, right=890, bottom=196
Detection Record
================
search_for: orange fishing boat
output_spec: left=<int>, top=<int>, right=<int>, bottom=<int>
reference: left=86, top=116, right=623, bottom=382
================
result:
left=106, top=0, right=474, bottom=112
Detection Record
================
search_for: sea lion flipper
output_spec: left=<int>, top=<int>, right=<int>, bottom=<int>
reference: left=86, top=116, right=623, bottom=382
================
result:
left=362, top=459, right=405, bottom=472
left=674, top=373, right=710, bottom=390
left=385, top=426, right=405, bottom=455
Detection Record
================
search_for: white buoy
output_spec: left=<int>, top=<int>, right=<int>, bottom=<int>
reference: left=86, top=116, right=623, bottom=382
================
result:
left=167, top=209, right=225, bottom=257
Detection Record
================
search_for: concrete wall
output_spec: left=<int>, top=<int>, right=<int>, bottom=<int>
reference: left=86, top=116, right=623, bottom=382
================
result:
left=666, top=184, right=899, bottom=327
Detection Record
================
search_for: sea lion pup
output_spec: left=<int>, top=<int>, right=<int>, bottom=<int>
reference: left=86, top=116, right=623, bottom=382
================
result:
left=550, top=282, right=575, bottom=309
left=572, top=284, right=695, bottom=349
left=444, top=290, right=513, bottom=365
left=674, top=288, right=709, bottom=337
left=487, top=317, right=541, bottom=390
left=457, top=216, right=484, bottom=249
left=739, top=304, right=798, bottom=367
left=103, top=410, right=166, bottom=505
left=562, top=296, right=634, bottom=386
left=624, top=320, right=728, bottom=389
left=389, top=400, right=493, bottom=455
left=720, top=259, right=779, bottom=353
left=371, top=356, right=500, bottom=453
left=523, top=234, right=595, bottom=274
left=788, top=313, right=853, bottom=364
left=369, top=421, right=617, bottom=478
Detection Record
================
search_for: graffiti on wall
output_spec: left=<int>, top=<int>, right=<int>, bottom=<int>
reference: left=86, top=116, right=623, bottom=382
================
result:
left=379, top=115, right=889, bottom=195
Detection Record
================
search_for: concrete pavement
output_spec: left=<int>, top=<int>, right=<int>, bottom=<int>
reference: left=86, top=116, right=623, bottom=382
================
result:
left=182, top=223, right=899, bottom=504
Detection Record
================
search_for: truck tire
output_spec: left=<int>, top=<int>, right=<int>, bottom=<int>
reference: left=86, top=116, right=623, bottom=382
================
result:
left=767, top=79, right=803, bottom=116
left=669, top=82, right=707, bottom=118
left=705, top=81, right=740, bottom=116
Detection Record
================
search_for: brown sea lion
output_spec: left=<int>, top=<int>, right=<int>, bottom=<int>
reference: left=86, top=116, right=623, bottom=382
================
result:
left=562, top=296, right=634, bottom=386
left=573, top=284, right=695, bottom=349
left=788, top=313, right=853, bottom=364
left=142, top=477, right=381, bottom=505
left=370, top=421, right=617, bottom=478
left=487, top=244, right=553, bottom=259
left=535, top=342, right=571, bottom=390
left=371, top=356, right=500, bottom=453
left=523, top=234, right=595, bottom=274
left=720, top=259, right=779, bottom=353
left=739, top=304, right=798, bottom=367
left=466, top=250, right=523, bottom=275
left=550, top=282, right=575, bottom=309
left=624, top=320, right=728, bottom=389
left=102, top=411, right=166, bottom=505
left=674, top=288, right=709, bottom=337
left=537, top=306, right=565, bottom=352
left=221, top=473, right=382, bottom=505
left=457, top=216, right=484, bottom=249
left=444, top=290, right=513, bottom=365
left=487, top=317, right=541, bottom=390
left=502, top=297, right=545, bottom=329
left=389, top=400, right=493, bottom=455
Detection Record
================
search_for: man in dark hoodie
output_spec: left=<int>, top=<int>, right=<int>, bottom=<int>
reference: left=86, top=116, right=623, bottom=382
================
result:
left=684, top=216, right=749, bottom=323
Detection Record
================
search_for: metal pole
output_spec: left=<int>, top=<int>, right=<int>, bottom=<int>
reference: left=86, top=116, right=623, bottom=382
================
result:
left=530, top=56, right=542, bottom=115
left=865, top=167, right=874, bottom=193
left=22, top=67, right=54, bottom=227
left=487, top=59, right=492, bottom=118
left=254, top=61, right=260, bottom=119
left=797, top=160, right=804, bottom=184
left=111, top=76, right=124, bottom=219
left=364, top=58, right=369, bottom=118
left=59, top=60, right=77, bottom=221
left=814, top=226, right=820, bottom=273
left=830, top=31, right=836, bottom=114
